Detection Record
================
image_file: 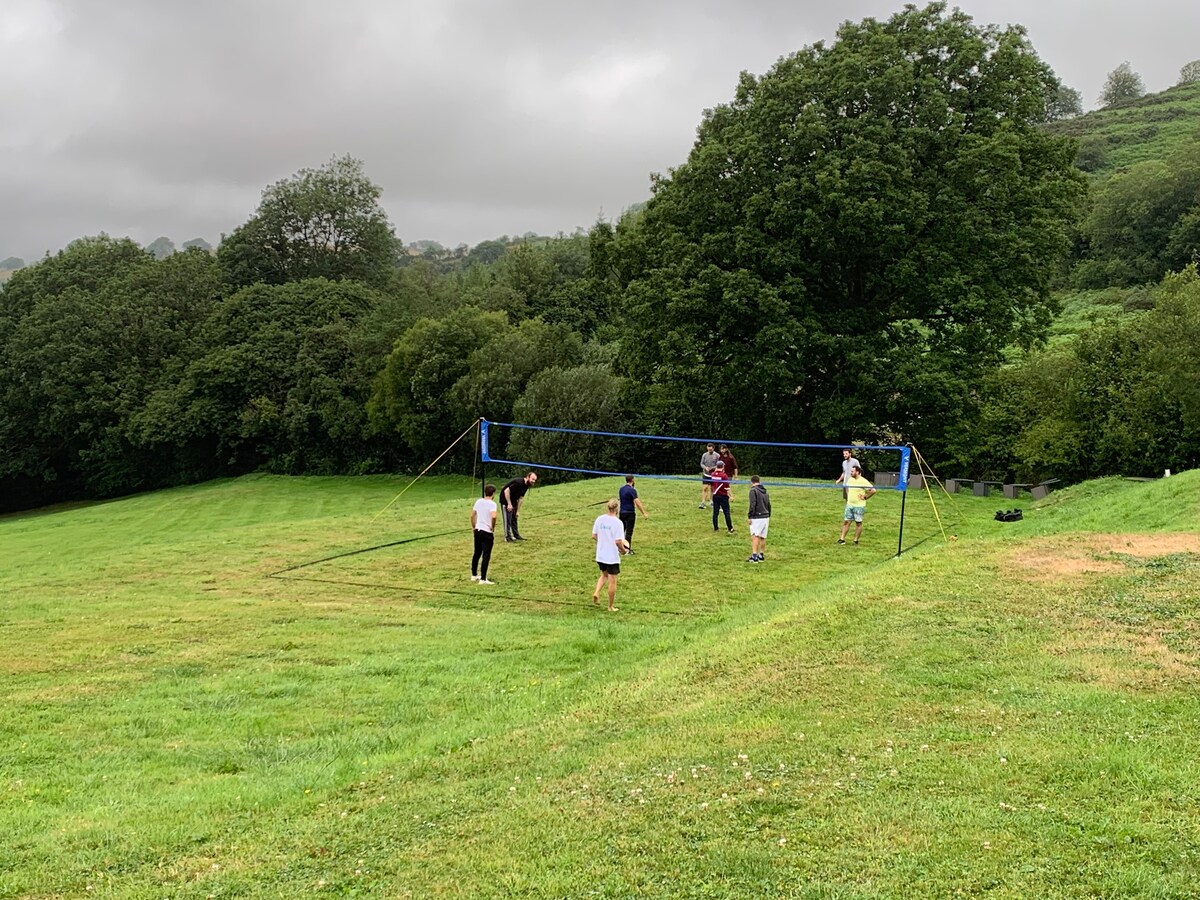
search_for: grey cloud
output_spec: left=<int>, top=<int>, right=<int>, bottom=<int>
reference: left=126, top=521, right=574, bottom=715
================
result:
left=2, top=0, right=1198, bottom=261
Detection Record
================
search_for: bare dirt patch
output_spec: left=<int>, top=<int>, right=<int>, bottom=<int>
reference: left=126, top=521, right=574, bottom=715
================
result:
left=1008, top=533, right=1200, bottom=582
left=1015, top=533, right=1200, bottom=689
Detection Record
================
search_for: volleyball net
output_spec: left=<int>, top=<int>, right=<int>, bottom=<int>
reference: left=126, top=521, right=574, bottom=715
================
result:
left=479, top=420, right=912, bottom=491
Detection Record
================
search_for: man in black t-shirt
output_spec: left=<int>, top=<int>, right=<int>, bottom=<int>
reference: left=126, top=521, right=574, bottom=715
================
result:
left=618, top=474, right=648, bottom=553
left=500, top=472, right=538, bottom=542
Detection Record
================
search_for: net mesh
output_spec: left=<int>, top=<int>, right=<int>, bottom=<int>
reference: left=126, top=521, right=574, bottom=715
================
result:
left=481, top=421, right=910, bottom=490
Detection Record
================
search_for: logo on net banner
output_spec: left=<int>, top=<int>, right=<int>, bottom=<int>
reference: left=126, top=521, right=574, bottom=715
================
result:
left=898, top=449, right=911, bottom=490
left=480, top=420, right=491, bottom=461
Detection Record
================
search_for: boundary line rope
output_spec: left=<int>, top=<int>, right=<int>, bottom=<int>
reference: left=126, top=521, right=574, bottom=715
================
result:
left=370, top=417, right=482, bottom=523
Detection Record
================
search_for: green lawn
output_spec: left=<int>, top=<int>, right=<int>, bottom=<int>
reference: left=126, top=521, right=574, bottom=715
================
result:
left=2, top=472, right=1198, bottom=898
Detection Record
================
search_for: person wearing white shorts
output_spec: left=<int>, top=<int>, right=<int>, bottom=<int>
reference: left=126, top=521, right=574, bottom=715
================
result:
left=746, top=476, right=771, bottom=563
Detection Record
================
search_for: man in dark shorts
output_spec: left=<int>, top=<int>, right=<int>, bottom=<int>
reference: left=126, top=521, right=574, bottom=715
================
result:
left=500, top=472, right=538, bottom=542
left=592, top=498, right=629, bottom=611
left=618, top=475, right=649, bottom=553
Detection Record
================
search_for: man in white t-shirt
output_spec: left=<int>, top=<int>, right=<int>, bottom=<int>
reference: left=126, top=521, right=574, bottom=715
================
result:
left=591, top=498, right=630, bottom=611
left=470, top=484, right=499, bottom=584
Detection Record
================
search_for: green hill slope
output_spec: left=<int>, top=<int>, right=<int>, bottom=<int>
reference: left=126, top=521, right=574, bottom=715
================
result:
left=1, top=475, right=1197, bottom=897
left=1044, top=79, right=1200, bottom=177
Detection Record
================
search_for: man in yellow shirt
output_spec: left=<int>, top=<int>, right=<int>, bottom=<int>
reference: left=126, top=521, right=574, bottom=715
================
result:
left=838, top=465, right=876, bottom=545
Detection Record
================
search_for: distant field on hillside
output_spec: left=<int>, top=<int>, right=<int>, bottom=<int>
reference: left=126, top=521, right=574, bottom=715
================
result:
left=1044, top=80, right=1200, bottom=177
left=1044, top=284, right=1155, bottom=344
left=3, top=473, right=1199, bottom=897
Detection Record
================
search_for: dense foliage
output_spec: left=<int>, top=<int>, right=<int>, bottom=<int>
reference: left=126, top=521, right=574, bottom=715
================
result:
left=1073, top=142, right=1200, bottom=287
left=616, top=3, right=1083, bottom=451
left=955, top=266, right=1200, bottom=481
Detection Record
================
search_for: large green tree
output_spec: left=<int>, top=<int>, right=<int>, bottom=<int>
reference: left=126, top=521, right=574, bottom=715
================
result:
left=0, top=240, right=222, bottom=499
left=218, top=156, right=397, bottom=290
left=137, top=278, right=385, bottom=476
left=616, top=2, right=1084, bottom=449
left=367, top=309, right=587, bottom=465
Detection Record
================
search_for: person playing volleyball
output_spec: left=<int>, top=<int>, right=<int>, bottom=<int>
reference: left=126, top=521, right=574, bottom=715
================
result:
left=838, top=465, right=876, bottom=545
left=591, top=498, right=630, bottom=611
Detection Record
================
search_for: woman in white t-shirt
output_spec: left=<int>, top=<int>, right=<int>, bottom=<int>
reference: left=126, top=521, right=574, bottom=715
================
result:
left=591, top=498, right=630, bottom=611
left=470, top=484, right=499, bottom=584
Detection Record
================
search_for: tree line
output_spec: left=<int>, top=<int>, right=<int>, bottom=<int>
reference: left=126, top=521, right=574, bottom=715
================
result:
left=2, top=3, right=1197, bottom=512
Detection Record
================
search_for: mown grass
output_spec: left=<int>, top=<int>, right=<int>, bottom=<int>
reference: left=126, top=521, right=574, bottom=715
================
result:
left=2, top=472, right=1199, bottom=898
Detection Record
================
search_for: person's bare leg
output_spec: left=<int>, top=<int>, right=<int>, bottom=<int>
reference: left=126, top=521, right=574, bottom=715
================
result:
left=840, top=520, right=850, bottom=542
left=855, top=521, right=864, bottom=543
left=607, top=574, right=618, bottom=611
left=593, top=573, right=605, bottom=604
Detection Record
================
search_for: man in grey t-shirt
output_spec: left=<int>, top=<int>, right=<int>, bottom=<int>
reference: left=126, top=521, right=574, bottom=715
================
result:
left=835, top=448, right=860, bottom=501
left=699, top=442, right=721, bottom=509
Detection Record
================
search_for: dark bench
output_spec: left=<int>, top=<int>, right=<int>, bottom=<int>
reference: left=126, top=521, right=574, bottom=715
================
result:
left=1003, top=483, right=1032, bottom=500
left=973, top=480, right=1002, bottom=497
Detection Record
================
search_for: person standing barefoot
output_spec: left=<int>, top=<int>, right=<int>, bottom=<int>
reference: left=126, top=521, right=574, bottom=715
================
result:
left=591, top=498, right=629, bottom=611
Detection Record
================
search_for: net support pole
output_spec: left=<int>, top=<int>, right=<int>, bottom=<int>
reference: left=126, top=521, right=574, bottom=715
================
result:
left=480, top=419, right=490, bottom=497
left=896, top=445, right=912, bottom=558
left=479, top=422, right=487, bottom=498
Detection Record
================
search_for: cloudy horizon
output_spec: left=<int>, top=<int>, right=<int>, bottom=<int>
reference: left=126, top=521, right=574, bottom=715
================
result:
left=2, top=0, right=1197, bottom=263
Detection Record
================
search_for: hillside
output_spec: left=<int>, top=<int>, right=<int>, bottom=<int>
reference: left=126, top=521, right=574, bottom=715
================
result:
left=1043, top=79, right=1200, bottom=178
left=2, top=473, right=1198, bottom=896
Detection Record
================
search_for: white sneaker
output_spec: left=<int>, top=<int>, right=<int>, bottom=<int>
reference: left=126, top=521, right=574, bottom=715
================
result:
left=470, top=575, right=481, bottom=582
left=479, top=579, right=496, bottom=585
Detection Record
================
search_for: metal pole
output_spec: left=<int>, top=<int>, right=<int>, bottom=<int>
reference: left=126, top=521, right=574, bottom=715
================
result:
left=478, top=420, right=487, bottom=497
left=897, top=488, right=908, bottom=558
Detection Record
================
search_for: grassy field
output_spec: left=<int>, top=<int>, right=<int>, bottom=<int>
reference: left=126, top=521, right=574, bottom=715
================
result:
left=3, top=471, right=1199, bottom=898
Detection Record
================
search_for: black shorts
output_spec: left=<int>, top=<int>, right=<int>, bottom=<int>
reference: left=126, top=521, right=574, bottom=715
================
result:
left=701, top=475, right=713, bottom=484
left=597, top=561, right=621, bottom=575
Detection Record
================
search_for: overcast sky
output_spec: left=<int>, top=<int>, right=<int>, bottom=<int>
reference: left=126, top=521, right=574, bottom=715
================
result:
left=2, top=0, right=1197, bottom=262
